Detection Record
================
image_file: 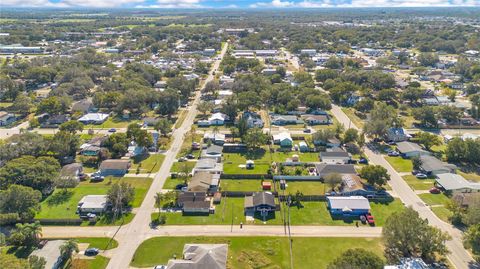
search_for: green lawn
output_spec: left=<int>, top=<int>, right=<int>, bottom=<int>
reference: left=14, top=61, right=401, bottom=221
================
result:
left=0, top=102, right=12, bottom=108
left=162, top=176, right=186, bottom=189
left=75, top=237, right=118, bottom=250
left=418, top=193, right=451, bottom=206
left=174, top=109, right=188, bottom=128
left=385, top=156, right=413, bottom=172
left=223, top=148, right=319, bottom=174
left=341, top=107, right=365, bottom=129
left=157, top=198, right=404, bottom=227
left=431, top=206, right=452, bottom=223
left=130, top=153, right=165, bottom=173
left=131, top=236, right=384, bottom=268
left=458, top=171, right=480, bottom=183
left=402, top=175, right=435, bottom=190
left=281, top=181, right=326, bottom=195
left=170, top=161, right=196, bottom=173
left=71, top=255, right=110, bottom=269
left=220, top=180, right=267, bottom=192
left=36, top=177, right=152, bottom=220
left=83, top=116, right=141, bottom=129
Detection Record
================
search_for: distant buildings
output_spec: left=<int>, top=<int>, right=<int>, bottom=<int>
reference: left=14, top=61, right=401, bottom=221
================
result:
left=0, top=45, right=43, bottom=54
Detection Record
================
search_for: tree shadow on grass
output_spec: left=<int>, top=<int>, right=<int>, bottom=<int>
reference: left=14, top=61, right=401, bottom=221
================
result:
left=6, top=246, right=34, bottom=259
left=46, top=190, right=74, bottom=206
left=240, top=148, right=267, bottom=160
left=132, top=153, right=150, bottom=165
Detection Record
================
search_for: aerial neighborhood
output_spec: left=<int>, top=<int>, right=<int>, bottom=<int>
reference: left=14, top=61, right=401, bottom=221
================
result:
left=0, top=6, right=479, bottom=269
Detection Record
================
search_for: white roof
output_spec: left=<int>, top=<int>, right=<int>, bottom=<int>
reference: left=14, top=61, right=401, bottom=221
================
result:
left=208, top=113, right=225, bottom=121
left=436, top=173, right=480, bottom=191
left=78, top=113, right=109, bottom=122
left=78, top=195, right=108, bottom=209
left=273, top=132, right=292, bottom=142
left=327, top=196, right=370, bottom=210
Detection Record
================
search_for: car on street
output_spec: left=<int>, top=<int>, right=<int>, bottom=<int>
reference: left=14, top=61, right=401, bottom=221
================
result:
left=429, top=187, right=441, bottom=194
left=108, top=128, right=116, bottom=133
left=84, top=248, right=99, bottom=256
left=186, top=154, right=195, bottom=159
left=416, top=173, right=428, bottom=179
left=154, top=266, right=167, bottom=269
left=303, top=128, right=311, bottom=133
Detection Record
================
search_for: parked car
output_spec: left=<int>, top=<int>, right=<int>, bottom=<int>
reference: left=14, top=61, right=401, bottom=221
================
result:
left=411, top=170, right=419, bottom=175
left=108, top=128, right=116, bottom=133
left=303, top=128, right=311, bottom=133
left=78, top=173, right=88, bottom=181
left=416, top=173, right=428, bottom=179
left=366, top=213, right=375, bottom=226
left=90, top=173, right=105, bottom=182
left=175, top=183, right=187, bottom=190
left=84, top=248, right=99, bottom=256
left=360, top=215, right=367, bottom=224
left=387, top=141, right=396, bottom=145
left=387, top=151, right=400, bottom=157
left=178, top=157, right=187, bottom=162
left=429, top=187, right=441, bottom=194
left=359, top=158, right=369, bottom=164
left=154, top=266, right=167, bottom=269
left=186, top=154, right=195, bottom=159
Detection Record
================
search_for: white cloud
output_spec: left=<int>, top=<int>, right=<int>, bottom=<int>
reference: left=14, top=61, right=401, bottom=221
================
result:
left=250, top=0, right=480, bottom=7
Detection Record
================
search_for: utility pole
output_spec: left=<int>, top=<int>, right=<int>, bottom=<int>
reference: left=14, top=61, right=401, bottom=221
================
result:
left=287, top=196, right=294, bottom=269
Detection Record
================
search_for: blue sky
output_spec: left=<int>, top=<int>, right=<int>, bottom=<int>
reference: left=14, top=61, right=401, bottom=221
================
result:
left=1, top=0, right=479, bottom=8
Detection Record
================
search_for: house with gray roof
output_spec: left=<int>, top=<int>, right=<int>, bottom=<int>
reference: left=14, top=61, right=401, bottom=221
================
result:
left=315, top=164, right=356, bottom=179
left=419, top=155, right=456, bottom=176
left=396, top=141, right=431, bottom=158
left=435, top=173, right=480, bottom=194
left=320, top=151, right=351, bottom=164
left=29, top=240, right=65, bottom=269
left=188, top=172, right=220, bottom=193
left=244, top=192, right=276, bottom=215
left=166, top=244, right=228, bottom=269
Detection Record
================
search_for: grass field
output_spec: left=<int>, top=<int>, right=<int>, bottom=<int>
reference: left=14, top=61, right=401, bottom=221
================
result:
left=83, top=117, right=141, bottom=129
left=385, top=156, right=413, bottom=172
left=281, top=181, right=326, bottom=195
left=402, top=175, right=435, bottom=190
left=36, top=177, right=152, bottom=220
left=431, top=206, right=453, bottom=223
left=458, top=170, right=480, bottom=183
left=341, top=107, right=365, bottom=129
left=418, top=193, right=451, bottom=206
left=130, top=153, right=165, bottom=173
left=157, top=198, right=404, bottom=227
left=162, top=176, right=185, bottom=189
left=131, top=236, right=384, bottom=268
left=71, top=255, right=110, bottom=269
left=223, top=148, right=319, bottom=174
left=220, top=179, right=267, bottom=192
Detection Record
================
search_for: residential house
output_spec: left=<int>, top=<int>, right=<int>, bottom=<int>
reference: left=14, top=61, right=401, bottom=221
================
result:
left=452, top=193, right=480, bottom=208
left=208, top=113, right=226, bottom=126
left=243, top=111, right=264, bottom=128
left=77, top=195, right=108, bottom=214
left=320, top=151, right=351, bottom=164
left=193, top=158, right=223, bottom=174
left=386, top=127, right=411, bottom=142
left=41, top=114, right=69, bottom=128
left=302, top=114, right=330, bottom=125
left=60, top=163, right=83, bottom=181
left=273, top=132, right=293, bottom=147
left=326, top=196, right=370, bottom=216
left=313, top=137, right=341, bottom=148
left=177, top=192, right=211, bottom=214
left=80, top=145, right=101, bottom=156
left=78, top=113, right=109, bottom=125
left=396, top=141, right=431, bottom=158
left=71, top=99, right=95, bottom=114
left=262, top=68, right=277, bottom=75
left=166, top=244, right=227, bottom=269
left=29, top=240, right=65, bottom=269
left=142, top=117, right=160, bottom=127
left=202, top=144, right=223, bottom=161
left=315, top=164, right=356, bottom=179
left=435, top=173, right=480, bottom=194
left=298, top=141, right=309, bottom=152
left=271, top=115, right=303, bottom=125
left=338, top=175, right=377, bottom=197
left=0, top=111, right=16, bottom=126
left=99, top=159, right=131, bottom=176
left=244, top=192, right=276, bottom=215
left=127, top=142, right=146, bottom=158
left=420, top=155, right=456, bottom=176
left=203, top=132, right=226, bottom=145
left=188, top=172, right=220, bottom=193
left=300, top=49, right=316, bottom=56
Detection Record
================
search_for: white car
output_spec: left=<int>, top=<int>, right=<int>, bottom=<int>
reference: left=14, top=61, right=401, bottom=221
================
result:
left=154, top=266, right=166, bottom=269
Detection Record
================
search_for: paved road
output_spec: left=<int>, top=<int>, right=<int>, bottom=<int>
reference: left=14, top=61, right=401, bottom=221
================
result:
left=331, top=104, right=478, bottom=269
left=41, top=225, right=382, bottom=239
left=104, top=42, right=230, bottom=269
left=0, top=120, right=29, bottom=139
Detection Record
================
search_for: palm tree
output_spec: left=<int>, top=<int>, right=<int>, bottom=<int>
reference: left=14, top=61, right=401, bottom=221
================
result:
left=154, top=192, right=164, bottom=220
left=60, top=239, right=79, bottom=260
